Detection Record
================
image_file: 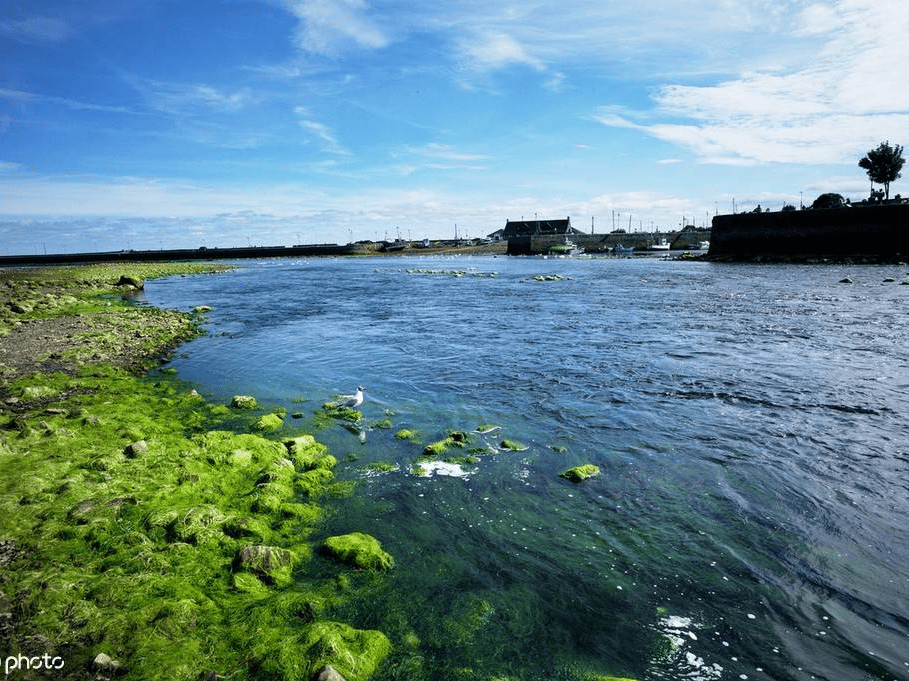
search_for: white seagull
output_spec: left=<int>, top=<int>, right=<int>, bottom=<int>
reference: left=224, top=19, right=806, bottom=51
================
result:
left=338, top=385, right=364, bottom=409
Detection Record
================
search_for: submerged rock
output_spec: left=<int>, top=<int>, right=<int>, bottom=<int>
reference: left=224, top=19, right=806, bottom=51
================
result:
left=560, top=464, right=601, bottom=482
left=321, top=532, right=394, bottom=570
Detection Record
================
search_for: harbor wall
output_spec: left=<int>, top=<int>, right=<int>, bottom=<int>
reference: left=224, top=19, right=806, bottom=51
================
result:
left=709, top=204, right=909, bottom=261
left=506, top=229, right=710, bottom=255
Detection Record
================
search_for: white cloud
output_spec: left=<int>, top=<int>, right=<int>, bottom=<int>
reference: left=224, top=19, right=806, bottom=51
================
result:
left=593, top=0, right=909, bottom=166
left=280, top=0, right=389, bottom=55
left=464, top=32, right=545, bottom=72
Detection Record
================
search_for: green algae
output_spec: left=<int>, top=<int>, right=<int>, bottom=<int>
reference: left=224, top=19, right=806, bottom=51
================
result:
left=321, top=532, right=394, bottom=570
left=299, top=621, right=391, bottom=681
left=499, top=438, right=529, bottom=451
left=394, top=428, right=420, bottom=440
left=0, top=264, right=394, bottom=681
left=560, top=464, right=601, bottom=482
left=254, top=412, right=285, bottom=432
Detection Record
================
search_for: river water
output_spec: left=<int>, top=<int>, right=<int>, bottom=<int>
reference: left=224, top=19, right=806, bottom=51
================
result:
left=145, top=255, right=909, bottom=681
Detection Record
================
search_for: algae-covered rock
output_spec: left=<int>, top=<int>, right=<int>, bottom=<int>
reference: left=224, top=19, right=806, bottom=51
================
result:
left=394, top=428, right=419, bottom=441
left=321, top=532, right=393, bottom=570
left=499, top=439, right=528, bottom=451
left=285, top=434, right=330, bottom=469
left=223, top=516, right=272, bottom=543
left=123, top=439, right=149, bottom=458
left=231, top=395, right=258, bottom=410
left=234, top=545, right=297, bottom=587
left=253, top=413, right=284, bottom=432
left=116, top=274, right=145, bottom=289
left=300, top=621, right=391, bottom=681
left=560, top=464, right=601, bottom=482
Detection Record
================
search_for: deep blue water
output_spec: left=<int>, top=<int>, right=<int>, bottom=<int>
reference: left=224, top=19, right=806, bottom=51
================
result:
left=145, top=256, right=909, bottom=681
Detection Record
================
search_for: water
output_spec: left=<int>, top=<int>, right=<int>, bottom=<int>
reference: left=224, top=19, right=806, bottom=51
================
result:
left=145, top=256, right=909, bottom=681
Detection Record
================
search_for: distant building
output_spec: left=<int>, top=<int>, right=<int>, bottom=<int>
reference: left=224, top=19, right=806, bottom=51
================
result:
left=502, top=217, right=581, bottom=239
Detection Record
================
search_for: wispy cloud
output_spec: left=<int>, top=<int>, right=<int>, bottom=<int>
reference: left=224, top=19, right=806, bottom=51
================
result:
left=1, top=15, right=73, bottom=43
left=593, top=0, right=909, bottom=165
left=392, top=142, right=490, bottom=175
left=295, top=107, right=350, bottom=156
left=278, top=0, right=390, bottom=55
left=125, top=76, right=254, bottom=115
left=0, top=87, right=134, bottom=115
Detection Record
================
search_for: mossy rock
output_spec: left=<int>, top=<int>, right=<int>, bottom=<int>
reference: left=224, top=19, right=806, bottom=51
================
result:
left=321, top=532, right=393, bottom=570
left=253, top=413, right=284, bottom=432
left=394, top=428, right=419, bottom=441
left=234, top=544, right=298, bottom=587
left=230, top=395, right=258, bottom=409
left=285, top=434, right=330, bottom=469
left=299, top=621, right=391, bottom=681
left=499, top=439, right=528, bottom=451
left=560, top=464, right=601, bottom=482
left=223, top=516, right=272, bottom=543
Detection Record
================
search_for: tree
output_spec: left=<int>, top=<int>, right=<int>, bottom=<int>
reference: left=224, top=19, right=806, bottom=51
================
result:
left=858, top=140, right=905, bottom=200
left=811, top=193, right=845, bottom=210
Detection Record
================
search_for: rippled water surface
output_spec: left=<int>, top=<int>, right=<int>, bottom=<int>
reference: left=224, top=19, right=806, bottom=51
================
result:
left=146, top=256, right=909, bottom=681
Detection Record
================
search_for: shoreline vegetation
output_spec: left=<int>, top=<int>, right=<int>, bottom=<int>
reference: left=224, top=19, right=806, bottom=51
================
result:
left=0, top=262, right=639, bottom=681
left=0, top=263, right=394, bottom=681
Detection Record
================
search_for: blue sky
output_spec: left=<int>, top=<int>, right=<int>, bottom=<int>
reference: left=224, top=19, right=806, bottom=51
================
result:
left=2, top=0, right=908, bottom=253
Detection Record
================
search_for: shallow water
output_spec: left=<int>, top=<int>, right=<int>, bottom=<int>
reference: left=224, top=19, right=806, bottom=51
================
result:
left=146, top=256, right=909, bottom=681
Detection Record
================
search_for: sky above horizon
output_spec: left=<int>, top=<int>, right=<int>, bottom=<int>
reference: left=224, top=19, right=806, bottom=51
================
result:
left=2, top=0, right=908, bottom=253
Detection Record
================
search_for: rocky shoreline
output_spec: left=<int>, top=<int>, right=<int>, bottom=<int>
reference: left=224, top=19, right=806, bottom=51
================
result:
left=0, top=264, right=394, bottom=681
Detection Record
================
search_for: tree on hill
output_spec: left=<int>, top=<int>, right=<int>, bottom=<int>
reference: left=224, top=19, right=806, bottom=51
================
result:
left=811, top=193, right=845, bottom=210
left=858, top=140, right=904, bottom=200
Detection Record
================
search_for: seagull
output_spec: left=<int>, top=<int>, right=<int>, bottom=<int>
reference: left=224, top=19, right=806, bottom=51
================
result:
left=338, top=385, right=364, bottom=409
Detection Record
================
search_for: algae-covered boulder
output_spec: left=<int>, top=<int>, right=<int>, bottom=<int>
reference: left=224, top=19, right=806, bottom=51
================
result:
left=285, top=434, right=330, bottom=469
left=234, top=545, right=297, bottom=587
left=253, top=412, right=284, bottom=432
left=231, top=395, right=258, bottom=410
left=123, top=439, right=149, bottom=458
left=116, top=274, right=144, bottom=289
left=560, top=464, right=601, bottom=482
left=499, top=439, right=528, bottom=451
left=321, top=532, right=393, bottom=570
left=300, top=621, right=390, bottom=681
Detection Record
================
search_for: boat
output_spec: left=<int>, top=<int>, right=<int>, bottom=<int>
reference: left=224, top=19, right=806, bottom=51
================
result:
left=613, top=244, right=634, bottom=255
left=649, top=238, right=670, bottom=251
left=549, top=239, right=584, bottom=256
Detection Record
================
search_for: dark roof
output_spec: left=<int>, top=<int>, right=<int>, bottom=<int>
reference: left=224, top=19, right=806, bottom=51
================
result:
left=502, top=217, right=580, bottom=237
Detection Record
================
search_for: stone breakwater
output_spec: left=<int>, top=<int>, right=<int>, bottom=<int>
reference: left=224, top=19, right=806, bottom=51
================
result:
left=0, top=264, right=393, bottom=681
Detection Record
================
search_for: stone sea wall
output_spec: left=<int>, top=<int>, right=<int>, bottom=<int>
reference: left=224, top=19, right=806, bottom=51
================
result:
left=709, top=203, right=909, bottom=261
